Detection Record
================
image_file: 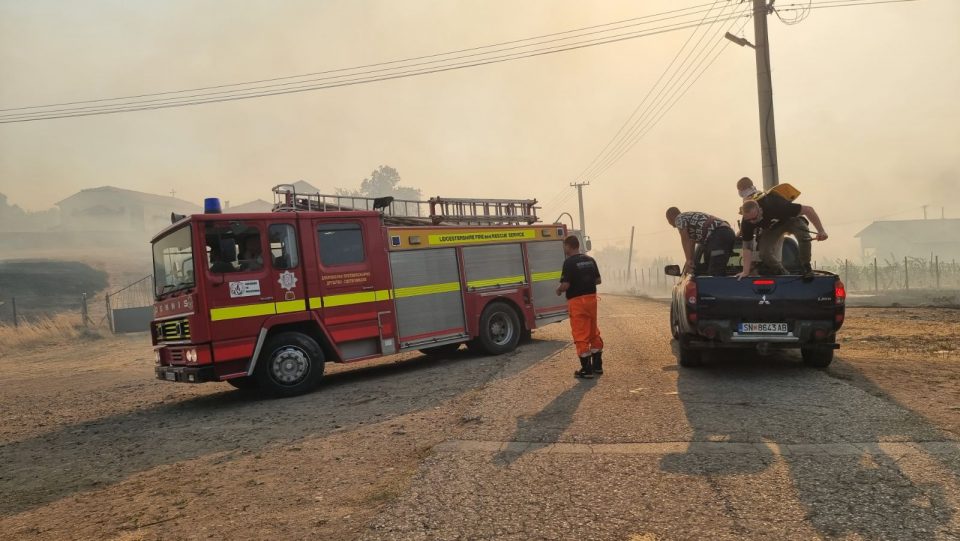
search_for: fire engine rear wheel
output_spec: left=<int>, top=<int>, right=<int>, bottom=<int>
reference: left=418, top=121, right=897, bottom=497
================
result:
left=474, top=302, right=521, bottom=355
left=255, top=332, right=325, bottom=397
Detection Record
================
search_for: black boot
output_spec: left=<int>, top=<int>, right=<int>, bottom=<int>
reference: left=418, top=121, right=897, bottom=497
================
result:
left=591, top=351, right=603, bottom=375
left=574, top=356, right=594, bottom=379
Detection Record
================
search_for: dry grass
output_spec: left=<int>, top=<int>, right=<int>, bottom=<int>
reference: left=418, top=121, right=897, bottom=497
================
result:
left=0, top=312, right=101, bottom=356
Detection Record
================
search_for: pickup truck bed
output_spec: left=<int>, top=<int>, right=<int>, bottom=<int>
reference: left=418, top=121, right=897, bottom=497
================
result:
left=666, top=241, right=846, bottom=368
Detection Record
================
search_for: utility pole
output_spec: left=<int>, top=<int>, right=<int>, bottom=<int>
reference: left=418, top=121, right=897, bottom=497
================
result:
left=626, top=226, right=636, bottom=276
left=922, top=205, right=928, bottom=220
left=570, top=181, right=590, bottom=237
left=753, top=0, right=779, bottom=189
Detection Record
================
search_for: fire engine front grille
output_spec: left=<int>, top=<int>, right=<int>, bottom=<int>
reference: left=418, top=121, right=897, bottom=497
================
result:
left=155, top=318, right=190, bottom=342
left=169, top=350, right=185, bottom=363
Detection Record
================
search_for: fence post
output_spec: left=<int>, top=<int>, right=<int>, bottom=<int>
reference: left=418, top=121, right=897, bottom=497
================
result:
left=81, top=293, right=89, bottom=328
left=873, top=257, right=878, bottom=292
left=11, top=297, right=17, bottom=328
left=844, top=259, right=849, bottom=288
left=105, top=293, right=113, bottom=333
left=904, top=256, right=909, bottom=290
left=935, top=255, right=940, bottom=290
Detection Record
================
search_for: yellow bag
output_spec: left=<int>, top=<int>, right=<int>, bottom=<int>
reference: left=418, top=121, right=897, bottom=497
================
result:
left=748, top=182, right=801, bottom=202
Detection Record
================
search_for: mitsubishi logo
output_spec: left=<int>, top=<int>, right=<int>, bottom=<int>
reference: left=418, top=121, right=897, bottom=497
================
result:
left=758, top=295, right=771, bottom=305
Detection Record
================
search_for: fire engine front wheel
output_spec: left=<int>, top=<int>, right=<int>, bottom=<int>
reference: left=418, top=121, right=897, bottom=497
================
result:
left=255, top=332, right=325, bottom=397
left=473, top=302, right=521, bottom=355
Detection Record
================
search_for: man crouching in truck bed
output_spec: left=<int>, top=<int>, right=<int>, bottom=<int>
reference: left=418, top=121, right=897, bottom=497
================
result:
left=736, top=198, right=829, bottom=280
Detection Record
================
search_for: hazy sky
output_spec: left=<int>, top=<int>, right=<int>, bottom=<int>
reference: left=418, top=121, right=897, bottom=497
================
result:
left=1, top=0, right=958, bottom=261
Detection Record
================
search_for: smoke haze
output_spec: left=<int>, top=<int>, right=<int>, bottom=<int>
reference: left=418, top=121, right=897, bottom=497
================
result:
left=1, top=0, right=958, bottom=264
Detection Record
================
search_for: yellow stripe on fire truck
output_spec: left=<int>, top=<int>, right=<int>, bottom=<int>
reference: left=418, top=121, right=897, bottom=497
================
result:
left=466, top=275, right=525, bottom=289
left=211, top=281, right=465, bottom=321
left=531, top=270, right=562, bottom=282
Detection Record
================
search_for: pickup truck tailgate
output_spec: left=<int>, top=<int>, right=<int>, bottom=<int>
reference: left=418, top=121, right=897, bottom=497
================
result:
left=694, top=275, right=839, bottom=324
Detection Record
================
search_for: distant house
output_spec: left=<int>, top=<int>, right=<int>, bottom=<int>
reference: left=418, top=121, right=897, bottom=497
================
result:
left=855, top=219, right=960, bottom=262
left=227, top=199, right=274, bottom=213
left=56, top=186, right=200, bottom=233
left=288, top=180, right=321, bottom=194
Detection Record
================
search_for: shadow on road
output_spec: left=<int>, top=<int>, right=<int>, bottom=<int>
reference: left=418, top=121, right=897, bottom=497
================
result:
left=0, top=338, right=566, bottom=516
left=661, top=347, right=959, bottom=540
left=492, top=377, right=597, bottom=466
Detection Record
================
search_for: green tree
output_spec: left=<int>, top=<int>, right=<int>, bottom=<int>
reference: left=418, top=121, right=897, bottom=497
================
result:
left=337, top=165, right=422, bottom=201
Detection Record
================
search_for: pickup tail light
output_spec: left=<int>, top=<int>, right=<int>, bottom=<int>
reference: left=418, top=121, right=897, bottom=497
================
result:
left=684, top=281, right=698, bottom=324
left=752, top=279, right=775, bottom=286
left=835, top=280, right=846, bottom=305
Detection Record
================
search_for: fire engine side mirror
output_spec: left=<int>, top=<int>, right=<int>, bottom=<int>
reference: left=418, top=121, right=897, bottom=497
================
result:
left=664, top=265, right=682, bottom=277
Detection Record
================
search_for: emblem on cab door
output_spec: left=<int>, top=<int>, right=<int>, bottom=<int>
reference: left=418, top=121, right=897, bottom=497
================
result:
left=759, top=295, right=771, bottom=305
left=278, top=271, right=298, bottom=291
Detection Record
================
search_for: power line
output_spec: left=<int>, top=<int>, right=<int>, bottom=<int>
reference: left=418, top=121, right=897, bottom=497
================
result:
left=542, top=2, right=743, bottom=217
left=0, top=1, right=723, bottom=114
left=580, top=3, right=748, bottom=184
left=546, top=0, right=916, bottom=216
left=571, top=1, right=729, bottom=186
left=544, top=3, right=751, bottom=215
left=781, top=0, right=917, bottom=11
left=2, top=5, right=748, bottom=123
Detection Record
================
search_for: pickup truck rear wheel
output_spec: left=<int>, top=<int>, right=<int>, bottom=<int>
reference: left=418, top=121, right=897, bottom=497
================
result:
left=801, top=347, right=833, bottom=368
left=678, top=339, right=702, bottom=367
left=255, top=332, right=325, bottom=397
left=669, top=305, right=680, bottom=339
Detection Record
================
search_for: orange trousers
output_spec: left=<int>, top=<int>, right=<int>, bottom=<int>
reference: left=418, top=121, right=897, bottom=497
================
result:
left=568, top=294, right=603, bottom=358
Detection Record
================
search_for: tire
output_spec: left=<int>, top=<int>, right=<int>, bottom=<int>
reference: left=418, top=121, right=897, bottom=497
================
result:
left=678, top=338, right=702, bottom=367
left=474, top=301, right=521, bottom=355
left=254, top=332, right=325, bottom=397
left=225, top=376, right=259, bottom=390
left=801, top=347, right=833, bottom=368
left=669, top=304, right=680, bottom=339
left=419, top=343, right=462, bottom=357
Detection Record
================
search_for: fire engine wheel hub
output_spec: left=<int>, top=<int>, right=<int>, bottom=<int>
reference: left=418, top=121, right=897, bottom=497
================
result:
left=270, top=346, right=310, bottom=385
left=488, top=313, right=514, bottom=345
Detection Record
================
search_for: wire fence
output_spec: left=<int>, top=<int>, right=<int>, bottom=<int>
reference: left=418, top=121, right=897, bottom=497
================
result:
left=814, top=256, right=960, bottom=292
left=602, top=255, right=960, bottom=295
left=0, top=292, right=105, bottom=329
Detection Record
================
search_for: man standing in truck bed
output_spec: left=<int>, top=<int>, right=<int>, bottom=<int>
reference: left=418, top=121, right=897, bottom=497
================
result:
left=556, top=235, right=604, bottom=379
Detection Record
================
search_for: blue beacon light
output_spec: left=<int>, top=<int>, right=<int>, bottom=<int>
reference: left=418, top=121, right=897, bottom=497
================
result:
left=204, top=197, right=222, bottom=214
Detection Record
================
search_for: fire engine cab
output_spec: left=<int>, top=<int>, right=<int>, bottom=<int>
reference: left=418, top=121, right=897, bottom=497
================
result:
left=150, top=185, right=569, bottom=396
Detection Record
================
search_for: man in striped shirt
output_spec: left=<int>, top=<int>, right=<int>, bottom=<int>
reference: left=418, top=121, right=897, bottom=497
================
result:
left=666, top=207, right=735, bottom=276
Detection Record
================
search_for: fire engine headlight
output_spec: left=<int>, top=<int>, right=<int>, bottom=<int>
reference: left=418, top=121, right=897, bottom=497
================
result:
left=154, top=350, right=161, bottom=365
left=185, top=349, right=197, bottom=363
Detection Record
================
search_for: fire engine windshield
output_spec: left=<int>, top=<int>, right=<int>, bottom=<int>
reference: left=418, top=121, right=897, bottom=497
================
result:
left=152, top=224, right=195, bottom=297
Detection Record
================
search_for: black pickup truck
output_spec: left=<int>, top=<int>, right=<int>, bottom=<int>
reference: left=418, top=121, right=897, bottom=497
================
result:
left=665, top=238, right=845, bottom=367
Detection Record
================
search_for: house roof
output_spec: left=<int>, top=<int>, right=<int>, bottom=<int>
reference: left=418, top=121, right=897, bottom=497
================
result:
left=289, top=180, right=321, bottom=194
left=855, top=219, right=960, bottom=242
left=56, top=186, right=201, bottom=209
left=228, top=199, right=273, bottom=213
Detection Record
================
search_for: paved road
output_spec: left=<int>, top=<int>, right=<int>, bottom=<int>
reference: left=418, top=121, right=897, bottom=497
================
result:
left=2, top=295, right=958, bottom=540
left=362, top=295, right=960, bottom=541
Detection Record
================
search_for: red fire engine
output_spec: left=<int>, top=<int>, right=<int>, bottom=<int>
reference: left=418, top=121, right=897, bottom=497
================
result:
left=151, top=185, right=570, bottom=396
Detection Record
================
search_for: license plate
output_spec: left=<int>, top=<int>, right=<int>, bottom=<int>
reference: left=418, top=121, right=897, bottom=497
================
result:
left=739, top=322, right=788, bottom=334
left=164, top=371, right=176, bottom=381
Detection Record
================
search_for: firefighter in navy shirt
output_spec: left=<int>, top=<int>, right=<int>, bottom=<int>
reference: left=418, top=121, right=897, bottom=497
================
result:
left=556, top=235, right=604, bottom=379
